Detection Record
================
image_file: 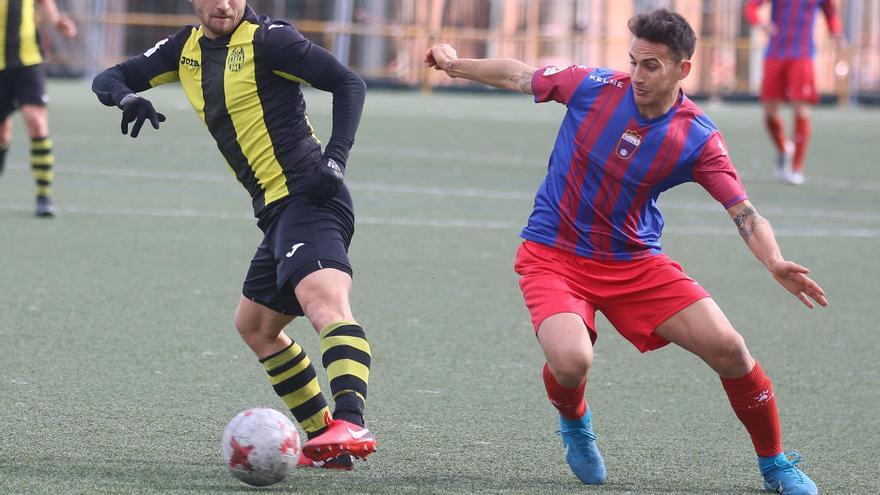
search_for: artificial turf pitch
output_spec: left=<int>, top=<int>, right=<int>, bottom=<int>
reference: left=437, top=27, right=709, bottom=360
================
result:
left=1, top=81, right=878, bottom=494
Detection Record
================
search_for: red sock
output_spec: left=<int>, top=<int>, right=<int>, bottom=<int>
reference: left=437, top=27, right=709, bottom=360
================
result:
left=721, top=362, right=783, bottom=457
left=764, top=114, right=787, bottom=153
left=793, top=116, right=811, bottom=172
left=542, top=363, right=587, bottom=420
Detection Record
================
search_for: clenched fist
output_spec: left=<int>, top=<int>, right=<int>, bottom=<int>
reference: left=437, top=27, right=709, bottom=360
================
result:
left=425, top=43, right=458, bottom=72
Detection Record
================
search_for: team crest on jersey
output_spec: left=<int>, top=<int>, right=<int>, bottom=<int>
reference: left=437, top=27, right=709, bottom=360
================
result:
left=615, top=130, right=642, bottom=160
left=228, top=47, right=245, bottom=72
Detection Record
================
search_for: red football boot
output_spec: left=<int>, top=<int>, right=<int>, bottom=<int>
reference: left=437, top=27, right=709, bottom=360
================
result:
left=301, top=419, right=376, bottom=462
left=297, top=450, right=354, bottom=470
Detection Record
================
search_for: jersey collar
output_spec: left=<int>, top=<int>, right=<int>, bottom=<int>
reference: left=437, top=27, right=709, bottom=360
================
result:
left=628, top=88, right=685, bottom=126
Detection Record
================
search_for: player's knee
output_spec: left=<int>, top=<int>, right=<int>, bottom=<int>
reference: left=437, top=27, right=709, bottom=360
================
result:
left=233, top=311, right=258, bottom=341
left=26, top=124, right=49, bottom=139
left=234, top=309, right=273, bottom=342
left=20, top=107, right=48, bottom=137
left=548, top=353, right=592, bottom=387
left=301, top=299, right=349, bottom=331
left=298, top=285, right=352, bottom=330
left=711, top=333, right=752, bottom=376
left=0, top=121, right=11, bottom=144
left=233, top=310, right=249, bottom=335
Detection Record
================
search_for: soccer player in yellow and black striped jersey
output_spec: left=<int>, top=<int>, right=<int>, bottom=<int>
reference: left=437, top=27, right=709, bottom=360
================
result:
left=0, top=0, right=76, bottom=216
left=92, top=0, right=375, bottom=470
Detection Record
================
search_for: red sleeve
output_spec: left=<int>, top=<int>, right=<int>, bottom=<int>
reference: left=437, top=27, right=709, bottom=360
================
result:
left=821, top=0, right=843, bottom=35
left=531, top=65, right=593, bottom=105
left=692, top=132, right=748, bottom=209
left=744, top=0, right=765, bottom=26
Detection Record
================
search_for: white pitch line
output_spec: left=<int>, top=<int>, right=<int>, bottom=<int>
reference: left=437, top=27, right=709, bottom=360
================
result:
left=355, top=181, right=534, bottom=200
left=5, top=162, right=230, bottom=182
left=358, top=216, right=517, bottom=229
left=663, top=224, right=880, bottom=238
left=7, top=161, right=879, bottom=223
left=8, top=150, right=880, bottom=193
left=354, top=143, right=546, bottom=167
left=656, top=199, right=880, bottom=222
left=0, top=203, right=253, bottom=220
left=1, top=203, right=879, bottom=239
left=5, top=160, right=880, bottom=222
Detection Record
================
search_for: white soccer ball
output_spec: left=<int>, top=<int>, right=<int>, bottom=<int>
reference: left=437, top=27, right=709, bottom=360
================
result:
left=221, top=407, right=300, bottom=487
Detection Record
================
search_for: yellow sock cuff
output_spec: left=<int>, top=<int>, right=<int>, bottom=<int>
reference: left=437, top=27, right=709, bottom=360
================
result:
left=319, top=321, right=359, bottom=339
left=300, top=408, right=332, bottom=434
left=260, top=342, right=303, bottom=372
left=31, top=137, right=53, bottom=150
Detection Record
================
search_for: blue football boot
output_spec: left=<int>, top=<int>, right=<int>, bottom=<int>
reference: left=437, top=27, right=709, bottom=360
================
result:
left=559, top=409, right=606, bottom=484
left=759, top=451, right=818, bottom=495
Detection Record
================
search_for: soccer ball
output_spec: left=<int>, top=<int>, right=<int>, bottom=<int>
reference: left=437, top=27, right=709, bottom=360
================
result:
left=221, top=407, right=300, bottom=487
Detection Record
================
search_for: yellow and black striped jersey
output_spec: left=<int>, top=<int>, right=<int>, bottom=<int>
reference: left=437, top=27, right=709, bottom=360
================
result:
left=0, top=0, right=43, bottom=70
left=93, top=7, right=366, bottom=218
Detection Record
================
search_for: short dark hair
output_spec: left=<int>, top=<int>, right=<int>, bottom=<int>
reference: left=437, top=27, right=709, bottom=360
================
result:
left=627, top=8, right=696, bottom=61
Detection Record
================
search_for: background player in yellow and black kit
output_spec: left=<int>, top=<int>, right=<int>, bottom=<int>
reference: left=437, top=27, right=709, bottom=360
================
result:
left=92, top=0, right=375, bottom=469
left=0, top=0, right=76, bottom=216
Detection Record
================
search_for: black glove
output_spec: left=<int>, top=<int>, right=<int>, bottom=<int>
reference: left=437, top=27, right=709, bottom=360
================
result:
left=119, top=93, right=166, bottom=138
left=306, top=156, right=345, bottom=204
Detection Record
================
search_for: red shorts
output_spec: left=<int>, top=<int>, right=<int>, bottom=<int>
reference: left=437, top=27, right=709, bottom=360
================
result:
left=514, top=240, right=710, bottom=353
left=761, top=58, right=817, bottom=103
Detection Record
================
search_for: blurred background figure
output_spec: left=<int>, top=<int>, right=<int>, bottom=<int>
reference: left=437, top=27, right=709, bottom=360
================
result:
left=744, top=0, right=845, bottom=185
left=0, top=0, right=76, bottom=217
left=38, top=1, right=877, bottom=109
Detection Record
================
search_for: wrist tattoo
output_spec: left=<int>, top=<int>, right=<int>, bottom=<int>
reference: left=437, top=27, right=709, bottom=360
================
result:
left=733, top=205, right=761, bottom=238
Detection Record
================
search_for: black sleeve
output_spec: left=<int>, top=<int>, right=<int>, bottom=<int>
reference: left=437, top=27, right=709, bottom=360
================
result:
left=263, top=23, right=366, bottom=168
left=92, top=26, right=191, bottom=107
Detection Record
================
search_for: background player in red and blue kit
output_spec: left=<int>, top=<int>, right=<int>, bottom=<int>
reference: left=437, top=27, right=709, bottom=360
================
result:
left=427, top=8, right=826, bottom=494
left=745, top=0, right=844, bottom=185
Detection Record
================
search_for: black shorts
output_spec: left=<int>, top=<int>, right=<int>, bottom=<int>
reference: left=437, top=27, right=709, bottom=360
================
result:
left=0, top=64, right=48, bottom=120
left=242, top=189, right=355, bottom=316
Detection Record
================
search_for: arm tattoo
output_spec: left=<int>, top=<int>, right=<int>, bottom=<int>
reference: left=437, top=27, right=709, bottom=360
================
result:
left=733, top=205, right=761, bottom=238
left=516, top=70, right=533, bottom=93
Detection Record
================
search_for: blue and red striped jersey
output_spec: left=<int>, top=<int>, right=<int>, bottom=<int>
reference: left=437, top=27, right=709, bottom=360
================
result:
left=522, top=65, right=747, bottom=261
left=745, top=0, right=842, bottom=60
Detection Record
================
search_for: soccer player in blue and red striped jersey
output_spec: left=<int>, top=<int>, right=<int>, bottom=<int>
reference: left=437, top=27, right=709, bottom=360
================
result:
left=427, top=8, right=826, bottom=494
left=745, top=0, right=844, bottom=185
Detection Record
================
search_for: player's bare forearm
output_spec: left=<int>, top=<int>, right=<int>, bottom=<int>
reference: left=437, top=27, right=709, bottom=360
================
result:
left=728, top=200, right=828, bottom=308
left=36, top=0, right=76, bottom=36
left=426, top=44, right=535, bottom=93
left=445, top=58, right=535, bottom=94
left=729, top=201, right=781, bottom=270
left=35, top=0, right=62, bottom=25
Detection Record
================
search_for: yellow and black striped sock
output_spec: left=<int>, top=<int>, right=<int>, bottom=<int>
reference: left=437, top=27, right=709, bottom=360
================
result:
left=0, top=141, right=9, bottom=175
left=320, top=322, right=371, bottom=427
left=260, top=341, right=332, bottom=439
left=31, top=137, right=54, bottom=199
